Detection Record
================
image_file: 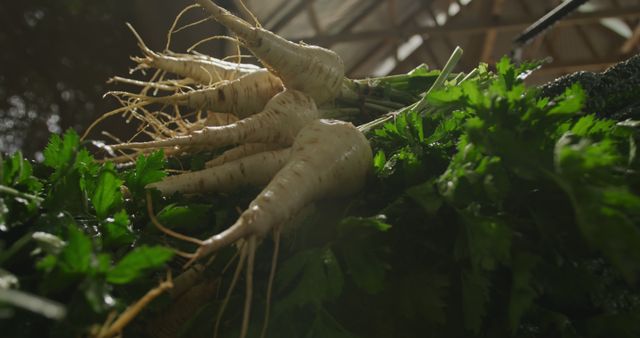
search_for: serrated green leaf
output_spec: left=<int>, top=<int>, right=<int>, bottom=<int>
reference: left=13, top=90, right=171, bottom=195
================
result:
left=76, top=149, right=100, bottom=193
left=96, top=253, right=112, bottom=274
left=43, top=129, right=79, bottom=170
left=92, top=162, right=122, bottom=220
left=427, top=86, right=463, bottom=106
left=125, top=150, right=166, bottom=198
left=555, top=133, right=620, bottom=175
left=462, top=79, right=485, bottom=107
left=59, top=225, right=92, bottom=274
left=36, top=255, right=57, bottom=273
left=1, top=152, right=42, bottom=193
left=156, top=203, right=211, bottom=230
left=373, top=150, right=386, bottom=173
left=548, top=83, right=585, bottom=116
left=107, top=245, right=173, bottom=284
left=103, top=210, right=134, bottom=247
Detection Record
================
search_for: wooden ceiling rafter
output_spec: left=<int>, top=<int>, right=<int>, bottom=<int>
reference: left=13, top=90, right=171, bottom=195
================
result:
left=545, top=0, right=601, bottom=61
left=460, top=0, right=497, bottom=70
left=575, top=25, right=601, bottom=58
left=609, top=0, right=636, bottom=28
left=246, top=0, right=638, bottom=81
left=325, top=0, right=384, bottom=40
left=388, top=1, right=463, bottom=74
left=424, top=4, right=457, bottom=52
left=347, top=0, right=432, bottom=76
left=263, top=0, right=313, bottom=33
left=325, top=0, right=392, bottom=76
left=306, top=1, right=323, bottom=34
left=517, top=0, right=559, bottom=64
left=290, top=5, right=640, bottom=45
left=412, top=16, right=443, bottom=69
left=480, top=0, right=506, bottom=63
left=621, top=23, right=640, bottom=55
left=388, top=0, right=400, bottom=62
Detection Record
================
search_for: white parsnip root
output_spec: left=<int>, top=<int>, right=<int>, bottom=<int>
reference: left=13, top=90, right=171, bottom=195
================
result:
left=187, top=119, right=372, bottom=260
left=113, top=69, right=283, bottom=118
left=148, top=147, right=291, bottom=195
left=110, top=89, right=321, bottom=152
left=205, top=142, right=283, bottom=167
left=95, top=1, right=390, bottom=337
left=195, top=0, right=348, bottom=104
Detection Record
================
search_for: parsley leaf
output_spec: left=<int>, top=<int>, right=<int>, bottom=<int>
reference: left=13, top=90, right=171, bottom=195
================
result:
left=124, top=150, right=165, bottom=199
left=107, top=245, right=173, bottom=284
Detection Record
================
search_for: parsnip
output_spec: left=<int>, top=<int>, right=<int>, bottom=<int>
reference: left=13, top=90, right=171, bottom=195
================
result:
left=100, top=3, right=382, bottom=337
left=128, top=22, right=266, bottom=84
left=148, top=148, right=291, bottom=195
left=205, top=143, right=283, bottom=168
left=111, top=89, right=320, bottom=151
left=114, top=69, right=283, bottom=119
left=195, top=0, right=347, bottom=104
left=136, top=51, right=263, bottom=84
left=186, top=119, right=372, bottom=260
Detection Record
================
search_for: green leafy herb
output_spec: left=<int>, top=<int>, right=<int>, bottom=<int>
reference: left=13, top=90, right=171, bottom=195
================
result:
left=124, top=150, right=165, bottom=199
left=107, top=245, right=173, bottom=284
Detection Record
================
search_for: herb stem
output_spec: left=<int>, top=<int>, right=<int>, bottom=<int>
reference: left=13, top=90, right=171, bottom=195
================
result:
left=358, top=46, right=464, bottom=134
left=0, top=184, right=43, bottom=203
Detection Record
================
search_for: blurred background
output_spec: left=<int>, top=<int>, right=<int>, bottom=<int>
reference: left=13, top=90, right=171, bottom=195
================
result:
left=1, top=0, right=638, bottom=159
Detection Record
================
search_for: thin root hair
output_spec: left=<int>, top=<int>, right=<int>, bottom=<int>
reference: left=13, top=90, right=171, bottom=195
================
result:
left=165, top=4, right=202, bottom=51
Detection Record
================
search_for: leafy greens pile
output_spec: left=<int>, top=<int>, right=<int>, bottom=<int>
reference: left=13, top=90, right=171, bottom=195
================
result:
left=1, top=56, right=640, bottom=338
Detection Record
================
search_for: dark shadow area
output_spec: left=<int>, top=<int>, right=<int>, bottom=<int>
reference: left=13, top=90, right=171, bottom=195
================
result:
left=0, top=0, right=236, bottom=159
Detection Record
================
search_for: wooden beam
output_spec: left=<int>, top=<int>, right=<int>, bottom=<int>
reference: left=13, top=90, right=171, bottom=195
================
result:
left=306, top=0, right=323, bottom=34
left=424, top=5, right=456, bottom=52
left=575, top=25, right=600, bottom=58
left=609, top=0, right=636, bottom=27
left=265, top=0, right=313, bottom=33
left=389, top=1, right=466, bottom=74
left=348, top=0, right=428, bottom=76
left=621, top=23, right=640, bottom=54
left=516, top=0, right=558, bottom=61
left=480, top=0, right=506, bottom=63
left=287, top=6, right=640, bottom=44
left=327, top=0, right=383, bottom=37
left=413, top=17, right=442, bottom=68
left=388, top=0, right=399, bottom=62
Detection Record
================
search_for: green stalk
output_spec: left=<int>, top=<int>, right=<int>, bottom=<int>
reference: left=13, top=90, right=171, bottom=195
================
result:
left=358, top=46, right=464, bottom=134
left=413, top=46, right=463, bottom=112
left=0, top=185, right=43, bottom=203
